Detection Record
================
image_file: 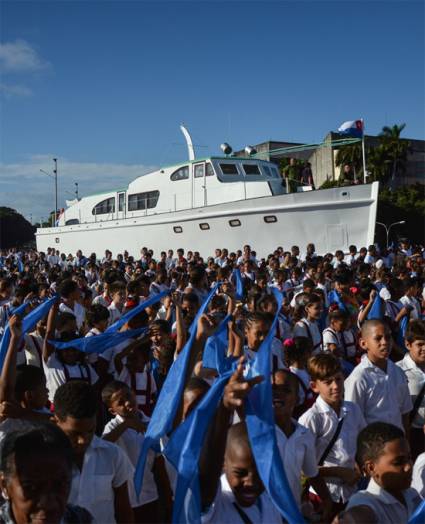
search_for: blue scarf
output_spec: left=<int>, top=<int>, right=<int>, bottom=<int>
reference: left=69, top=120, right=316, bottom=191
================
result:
left=201, top=314, right=234, bottom=374
left=367, top=294, right=384, bottom=320
left=409, top=499, right=425, bottom=524
left=0, top=296, right=58, bottom=370
left=134, top=283, right=221, bottom=495
left=328, top=289, right=347, bottom=312
left=244, top=287, right=304, bottom=523
left=233, top=268, right=244, bottom=300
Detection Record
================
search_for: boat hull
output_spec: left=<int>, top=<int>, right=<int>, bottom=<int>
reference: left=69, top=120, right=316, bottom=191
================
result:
left=36, top=182, right=379, bottom=258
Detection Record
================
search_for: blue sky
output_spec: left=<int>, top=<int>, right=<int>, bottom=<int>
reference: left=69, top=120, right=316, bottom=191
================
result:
left=1, top=0, right=424, bottom=221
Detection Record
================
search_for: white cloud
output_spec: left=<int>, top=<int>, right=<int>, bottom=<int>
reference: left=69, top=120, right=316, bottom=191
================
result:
left=0, top=82, right=33, bottom=98
left=0, top=39, right=49, bottom=73
left=0, top=155, right=158, bottom=221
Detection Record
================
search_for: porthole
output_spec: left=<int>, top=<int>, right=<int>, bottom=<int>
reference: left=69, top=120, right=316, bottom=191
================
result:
left=199, top=223, right=210, bottom=230
left=229, top=219, right=241, bottom=227
left=173, top=226, right=183, bottom=233
left=264, top=215, right=277, bottom=223
left=55, top=238, right=60, bottom=243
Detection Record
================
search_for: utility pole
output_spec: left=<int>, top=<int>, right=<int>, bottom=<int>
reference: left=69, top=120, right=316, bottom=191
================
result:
left=53, top=158, right=58, bottom=224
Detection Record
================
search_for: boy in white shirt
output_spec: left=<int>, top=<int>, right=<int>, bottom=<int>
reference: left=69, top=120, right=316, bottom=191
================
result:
left=108, top=281, right=126, bottom=326
left=299, top=354, right=365, bottom=507
left=58, top=279, right=86, bottom=331
left=400, top=278, right=422, bottom=320
left=344, top=319, right=412, bottom=432
left=102, top=380, right=163, bottom=523
left=54, top=381, right=134, bottom=524
left=396, top=319, right=425, bottom=460
left=412, top=452, right=425, bottom=498
left=345, top=422, right=421, bottom=523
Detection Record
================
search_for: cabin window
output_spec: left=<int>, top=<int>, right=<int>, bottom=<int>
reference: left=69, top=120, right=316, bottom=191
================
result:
left=243, top=164, right=261, bottom=176
left=128, top=190, right=160, bottom=211
left=170, top=166, right=189, bottom=181
left=194, top=164, right=204, bottom=178
left=206, top=162, right=215, bottom=176
left=173, top=226, right=183, bottom=233
left=264, top=215, right=277, bottom=223
left=92, top=197, right=115, bottom=215
left=199, top=223, right=210, bottom=230
left=219, top=163, right=239, bottom=176
left=65, top=219, right=80, bottom=225
left=118, top=193, right=125, bottom=211
left=270, top=167, right=280, bottom=178
left=229, top=219, right=241, bottom=227
left=263, top=165, right=271, bottom=177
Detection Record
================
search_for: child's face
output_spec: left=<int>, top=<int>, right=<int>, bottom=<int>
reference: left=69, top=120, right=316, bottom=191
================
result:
left=28, top=380, right=49, bottom=410
left=311, top=372, right=344, bottom=406
left=109, top=388, right=138, bottom=418
left=406, top=338, right=425, bottom=367
left=366, top=438, right=412, bottom=492
left=224, top=441, right=264, bottom=507
left=112, top=290, right=125, bottom=306
left=331, top=318, right=345, bottom=333
left=272, top=372, right=298, bottom=418
left=245, top=320, right=269, bottom=351
left=306, top=302, right=322, bottom=320
left=150, top=328, right=168, bottom=347
left=360, top=324, right=391, bottom=363
left=55, top=415, right=96, bottom=459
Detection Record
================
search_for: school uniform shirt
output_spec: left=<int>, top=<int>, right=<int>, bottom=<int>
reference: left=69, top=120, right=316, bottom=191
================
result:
left=412, top=452, right=425, bottom=498
left=84, top=327, right=103, bottom=365
left=396, top=353, right=425, bottom=429
left=276, top=314, right=292, bottom=341
left=400, top=295, right=422, bottom=320
left=283, top=278, right=301, bottom=294
left=299, top=397, right=366, bottom=503
left=202, top=474, right=282, bottom=524
left=322, top=328, right=356, bottom=359
left=149, top=282, right=168, bottom=295
left=92, top=293, right=112, bottom=308
left=346, top=477, right=421, bottom=523
left=344, top=355, right=412, bottom=430
left=68, top=435, right=133, bottom=524
left=44, top=354, right=98, bottom=402
left=103, top=414, right=158, bottom=507
left=293, top=319, right=322, bottom=354
left=59, top=302, right=86, bottom=330
left=108, top=302, right=123, bottom=326
left=24, top=331, right=44, bottom=368
left=275, top=422, right=318, bottom=507
left=117, top=367, right=157, bottom=416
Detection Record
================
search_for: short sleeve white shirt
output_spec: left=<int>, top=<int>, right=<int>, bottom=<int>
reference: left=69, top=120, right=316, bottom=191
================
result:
left=202, top=474, right=282, bottom=524
left=59, top=302, right=86, bottom=330
left=275, top=422, right=318, bottom=507
left=396, top=353, right=425, bottom=429
left=299, top=397, right=366, bottom=502
left=400, top=295, right=421, bottom=320
left=344, top=355, right=413, bottom=429
left=346, top=478, right=421, bottom=523
left=68, top=436, right=133, bottom=523
left=103, top=414, right=157, bottom=506
left=412, top=452, right=425, bottom=499
left=293, top=319, right=322, bottom=354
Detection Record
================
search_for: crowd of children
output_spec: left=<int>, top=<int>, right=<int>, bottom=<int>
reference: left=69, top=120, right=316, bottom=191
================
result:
left=0, top=239, right=424, bottom=523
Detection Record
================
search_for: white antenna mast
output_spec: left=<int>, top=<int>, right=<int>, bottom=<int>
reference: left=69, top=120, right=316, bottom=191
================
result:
left=180, top=124, right=196, bottom=161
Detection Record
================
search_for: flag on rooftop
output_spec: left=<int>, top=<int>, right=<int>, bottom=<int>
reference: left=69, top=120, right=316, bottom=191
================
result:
left=338, top=120, right=364, bottom=138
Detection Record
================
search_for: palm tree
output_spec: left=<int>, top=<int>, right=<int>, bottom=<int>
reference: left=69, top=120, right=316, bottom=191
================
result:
left=335, top=143, right=364, bottom=180
left=378, top=124, right=411, bottom=185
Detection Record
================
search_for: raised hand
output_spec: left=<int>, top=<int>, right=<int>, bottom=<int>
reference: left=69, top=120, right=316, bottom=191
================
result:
left=223, top=358, right=263, bottom=410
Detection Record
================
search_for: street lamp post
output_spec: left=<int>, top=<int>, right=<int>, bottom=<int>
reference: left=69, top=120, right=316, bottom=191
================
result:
left=40, top=158, right=58, bottom=227
left=376, top=220, right=406, bottom=249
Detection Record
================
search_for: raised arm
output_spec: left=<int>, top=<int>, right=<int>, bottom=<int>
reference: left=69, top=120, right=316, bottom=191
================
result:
left=43, top=301, right=59, bottom=363
left=0, top=314, right=22, bottom=403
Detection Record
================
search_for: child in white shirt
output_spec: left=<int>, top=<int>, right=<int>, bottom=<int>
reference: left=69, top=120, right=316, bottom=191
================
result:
left=344, top=319, right=412, bottom=432
left=345, top=422, right=421, bottom=523
left=293, top=293, right=323, bottom=354
left=108, top=281, right=126, bottom=326
left=299, top=354, right=365, bottom=506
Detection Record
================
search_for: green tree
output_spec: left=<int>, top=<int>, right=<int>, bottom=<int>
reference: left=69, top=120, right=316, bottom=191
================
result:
left=377, top=124, right=411, bottom=184
left=335, top=143, right=364, bottom=179
left=0, top=207, right=35, bottom=249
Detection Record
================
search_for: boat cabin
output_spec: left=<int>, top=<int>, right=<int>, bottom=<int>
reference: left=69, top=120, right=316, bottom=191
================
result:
left=57, top=157, right=286, bottom=226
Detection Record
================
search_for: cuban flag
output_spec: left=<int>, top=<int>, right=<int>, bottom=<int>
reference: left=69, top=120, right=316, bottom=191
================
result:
left=338, top=120, right=364, bottom=138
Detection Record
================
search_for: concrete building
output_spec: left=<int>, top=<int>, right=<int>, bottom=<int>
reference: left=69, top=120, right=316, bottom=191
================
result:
left=235, top=134, right=425, bottom=188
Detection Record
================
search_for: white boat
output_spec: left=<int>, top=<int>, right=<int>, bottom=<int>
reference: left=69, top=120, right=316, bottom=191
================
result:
left=36, top=127, right=379, bottom=258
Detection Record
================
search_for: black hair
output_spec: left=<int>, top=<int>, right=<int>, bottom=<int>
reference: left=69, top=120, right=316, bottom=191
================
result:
left=182, top=292, right=200, bottom=306
left=15, top=365, right=45, bottom=401
left=285, top=337, right=313, bottom=365
left=56, top=311, right=77, bottom=331
left=1, top=423, right=73, bottom=479
left=405, top=319, right=425, bottom=343
left=150, top=319, right=171, bottom=335
left=54, top=381, right=98, bottom=421
left=101, top=380, right=131, bottom=407
left=245, top=311, right=272, bottom=329
left=86, top=304, right=109, bottom=327
left=356, top=422, right=405, bottom=467
left=58, top=279, right=78, bottom=298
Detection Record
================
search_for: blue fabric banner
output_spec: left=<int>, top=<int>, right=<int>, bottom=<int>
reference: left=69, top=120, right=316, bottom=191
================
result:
left=0, top=296, right=57, bottom=370
left=367, top=294, right=384, bottom=320
left=105, top=290, right=169, bottom=333
left=134, top=282, right=221, bottom=495
left=201, top=314, right=233, bottom=374
left=328, top=289, right=347, bottom=312
left=233, top=268, right=244, bottom=300
left=49, top=327, right=147, bottom=353
left=244, top=287, right=304, bottom=524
